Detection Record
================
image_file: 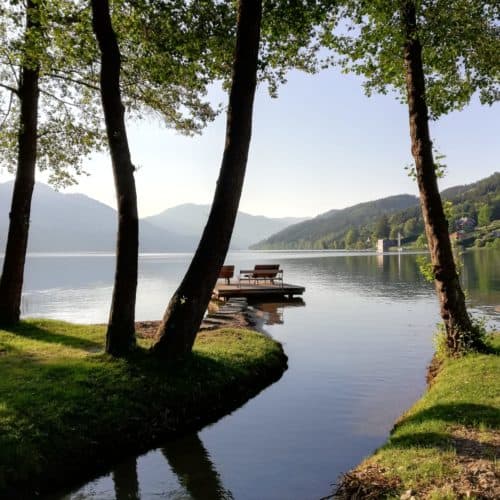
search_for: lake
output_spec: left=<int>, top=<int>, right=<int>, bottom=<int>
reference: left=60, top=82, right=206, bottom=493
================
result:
left=6, top=250, right=499, bottom=500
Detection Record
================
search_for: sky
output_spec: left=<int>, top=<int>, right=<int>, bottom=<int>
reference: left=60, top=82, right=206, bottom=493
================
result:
left=1, top=66, right=498, bottom=219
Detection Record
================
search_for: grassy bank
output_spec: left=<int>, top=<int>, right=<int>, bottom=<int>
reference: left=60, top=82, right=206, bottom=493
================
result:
left=0, top=319, right=287, bottom=498
left=335, top=335, right=500, bottom=499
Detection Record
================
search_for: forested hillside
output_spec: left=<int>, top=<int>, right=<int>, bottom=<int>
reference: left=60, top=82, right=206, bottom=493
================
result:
left=252, top=173, right=500, bottom=250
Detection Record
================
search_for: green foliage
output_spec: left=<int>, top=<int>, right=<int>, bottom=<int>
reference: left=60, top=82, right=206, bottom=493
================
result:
left=373, top=214, right=390, bottom=239
left=0, top=319, right=286, bottom=496
left=405, top=148, right=448, bottom=179
left=0, top=0, right=105, bottom=187
left=416, top=254, right=434, bottom=282
left=478, top=203, right=492, bottom=227
left=322, top=0, right=500, bottom=119
left=434, top=316, right=488, bottom=359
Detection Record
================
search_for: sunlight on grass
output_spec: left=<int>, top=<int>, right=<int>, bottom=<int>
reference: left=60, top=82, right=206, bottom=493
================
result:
left=0, top=319, right=286, bottom=496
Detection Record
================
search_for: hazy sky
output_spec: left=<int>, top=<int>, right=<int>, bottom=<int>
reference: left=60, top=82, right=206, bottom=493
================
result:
left=1, top=66, right=498, bottom=218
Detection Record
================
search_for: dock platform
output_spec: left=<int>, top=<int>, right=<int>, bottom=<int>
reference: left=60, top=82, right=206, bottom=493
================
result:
left=213, top=282, right=305, bottom=300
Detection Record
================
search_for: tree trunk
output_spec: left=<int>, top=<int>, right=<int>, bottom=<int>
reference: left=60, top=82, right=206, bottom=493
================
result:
left=152, top=0, right=262, bottom=359
left=0, top=0, right=40, bottom=326
left=91, top=0, right=138, bottom=355
left=402, top=1, right=482, bottom=354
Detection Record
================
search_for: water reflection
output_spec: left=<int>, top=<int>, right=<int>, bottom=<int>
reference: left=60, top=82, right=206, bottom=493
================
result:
left=54, top=433, right=232, bottom=500
left=250, top=299, right=305, bottom=327
left=113, top=458, right=140, bottom=500
left=161, top=434, right=233, bottom=500
left=8, top=250, right=500, bottom=499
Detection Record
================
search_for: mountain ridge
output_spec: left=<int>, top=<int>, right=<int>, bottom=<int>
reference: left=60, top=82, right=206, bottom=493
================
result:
left=0, top=182, right=306, bottom=252
left=251, top=173, right=500, bottom=250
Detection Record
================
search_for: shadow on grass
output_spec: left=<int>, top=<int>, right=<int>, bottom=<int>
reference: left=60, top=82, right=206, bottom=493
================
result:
left=2, top=321, right=103, bottom=351
left=0, top=328, right=286, bottom=498
left=388, top=432, right=499, bottom=460
left=395, top=403, right=500, bottom=430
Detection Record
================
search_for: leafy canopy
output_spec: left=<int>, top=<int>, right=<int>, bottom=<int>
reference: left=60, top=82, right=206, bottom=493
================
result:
left=322, top=0, right=500, bottom=118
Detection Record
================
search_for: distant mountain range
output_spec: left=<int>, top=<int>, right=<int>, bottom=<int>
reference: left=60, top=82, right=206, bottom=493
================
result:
left=252, top=173, right=500, bottom=250
left=0, top=182, right=306, bottom=252
left=144, top=204, right=306, bottom=250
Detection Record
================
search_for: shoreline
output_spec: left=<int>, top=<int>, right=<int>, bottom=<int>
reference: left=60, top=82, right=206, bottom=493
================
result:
left=333, top=334, right=500, bottom=499
left=0, top=318, right=288, bottom=498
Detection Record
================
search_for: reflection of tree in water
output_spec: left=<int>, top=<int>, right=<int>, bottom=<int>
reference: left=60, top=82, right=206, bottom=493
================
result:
left=112, top=456, right=140, bottom=500
left=161, top=433, right=233, bottom=500
left=302, top=254, right=431, bottom=299
left=251, top=298, right=305, bottom=326
left=462, top=250, right=500, bottom=308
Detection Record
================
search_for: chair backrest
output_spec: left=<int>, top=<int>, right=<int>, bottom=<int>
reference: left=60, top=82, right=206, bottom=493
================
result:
left=253, top=264, right=280, bottom=278
left=219, top=265, right=234, bottom=278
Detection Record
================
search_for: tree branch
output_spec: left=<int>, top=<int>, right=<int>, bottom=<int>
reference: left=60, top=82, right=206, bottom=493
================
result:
left=0, top=82, right=19, bottom=95
left=0, top=91, right=15, bottom=127
left=43, top=72, right=99, bottom=91
left=38, top=88, right=96, bottom=117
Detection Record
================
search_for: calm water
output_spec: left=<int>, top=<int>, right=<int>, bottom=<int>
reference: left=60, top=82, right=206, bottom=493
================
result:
left=5, top=250, right=499, bottom=500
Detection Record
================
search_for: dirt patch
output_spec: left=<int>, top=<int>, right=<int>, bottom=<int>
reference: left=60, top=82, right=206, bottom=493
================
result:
left=135, top=312, right=253, bottom=340
left=331, top=464, right=401, bottom=499
left=440, top=426, right=500, bottom=499
left=426, top=354, right=443, bottom=386
left=333, top=426, right=500, bottom=499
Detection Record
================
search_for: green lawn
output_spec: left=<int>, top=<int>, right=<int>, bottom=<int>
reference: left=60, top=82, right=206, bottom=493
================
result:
left=336, top=334, right=500, bottom=499
left=0, top=319, right=287, bottom=497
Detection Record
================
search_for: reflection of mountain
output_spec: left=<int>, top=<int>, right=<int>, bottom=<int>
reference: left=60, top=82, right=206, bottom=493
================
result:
left=279, top=253, right=434, bottom=301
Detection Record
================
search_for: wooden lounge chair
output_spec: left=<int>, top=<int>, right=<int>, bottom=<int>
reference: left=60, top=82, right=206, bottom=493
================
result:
left=218, top=265, right=234, bottom=285
left=239, top=264, right=283, bottom=286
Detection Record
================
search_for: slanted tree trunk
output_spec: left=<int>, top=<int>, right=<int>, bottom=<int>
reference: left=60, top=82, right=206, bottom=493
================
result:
left=152, top=0, right=262, bottom=359
left=0, top=0, right=40, bottom=326
left=402, top=1, right=482, bottom=354
left=91, top=0, right=138, bottom=355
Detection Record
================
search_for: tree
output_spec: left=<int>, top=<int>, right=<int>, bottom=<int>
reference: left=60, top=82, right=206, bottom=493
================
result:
left=0, top=0, right=42, bottom=325
left=403, top=218, right=417, bottom=236
left=477, top=204, right=492, bottom=227
left=91, top=0, right=139, bottom=355
left=344, top=227, right=359, bottom=248
left=0, top=0, right=235, bottom=331
left=325, top=0, right=499, bottom=354
left=374, top=214, right=390, bottom=239
left=0, top=0, right=103, bottom=325
left=152, top=0, right=263, bottom=359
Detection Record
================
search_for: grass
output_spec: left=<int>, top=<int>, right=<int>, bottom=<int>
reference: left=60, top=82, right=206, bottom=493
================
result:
left=0, top=319, right=287, bottom=497
left=336, top=334, right=500, bottom=499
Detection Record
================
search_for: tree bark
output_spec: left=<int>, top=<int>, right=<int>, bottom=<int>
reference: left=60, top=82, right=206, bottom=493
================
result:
left=0, top=0, right=40, bottom=326
left=152, top=0, right=262, bottom=359
left=91, top=0, right=138, bottom=355
left=402, top=1, right=482, bottom=354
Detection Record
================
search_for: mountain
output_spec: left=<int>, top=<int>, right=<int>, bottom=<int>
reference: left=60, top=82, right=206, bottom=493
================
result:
left=144, top=203, right=307, bottom=249
left=252, top=173, right=500, bottom=250
left=252, top=194, right=419, bottom=249
left=0, top=183, right=306, bottom=252
left=0, top=182, right=194, bottom=252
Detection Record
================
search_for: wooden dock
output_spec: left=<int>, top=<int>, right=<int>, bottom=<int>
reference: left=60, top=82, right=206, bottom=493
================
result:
left=213, top=282, right=305, bottom=300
